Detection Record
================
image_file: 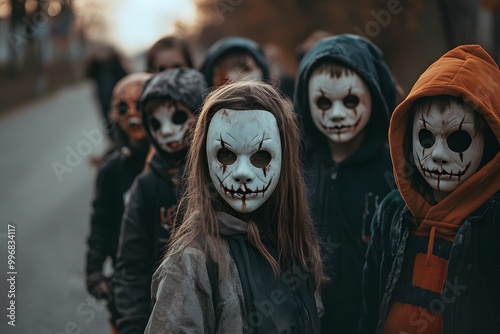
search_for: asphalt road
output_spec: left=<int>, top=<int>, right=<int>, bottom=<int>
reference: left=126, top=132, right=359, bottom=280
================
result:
left=0, top=82, right=112, bottom=334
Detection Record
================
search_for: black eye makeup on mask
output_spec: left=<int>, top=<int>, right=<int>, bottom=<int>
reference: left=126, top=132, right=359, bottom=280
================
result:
left=117, top=102, right=128, bottom=116
left=217, top=148, right=237, bottom=165
left=343, top=95, right=359, bottom=109
left=419, top=129, right=435, bottom=148
left=447, top=130, right=472, bottom=153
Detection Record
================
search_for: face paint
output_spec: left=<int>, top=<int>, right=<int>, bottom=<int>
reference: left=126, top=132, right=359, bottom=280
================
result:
left=112, top=82, right=147, bottom=141
left=412, top=101, right=484, bottom=199
left=148, top=102, right=194, bottom=153
left=213, top=55, right=263, bottom=86
left=206, top=109, right=282, bottom=213
left=308, top=71, right=372, bottom=143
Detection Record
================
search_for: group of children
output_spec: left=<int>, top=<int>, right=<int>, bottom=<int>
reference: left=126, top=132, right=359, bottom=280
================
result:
left=85, top=33, right=499, bottom=334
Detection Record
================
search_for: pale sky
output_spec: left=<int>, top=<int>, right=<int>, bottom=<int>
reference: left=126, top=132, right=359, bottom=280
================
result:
left=75, top=0, right=197, bottom=55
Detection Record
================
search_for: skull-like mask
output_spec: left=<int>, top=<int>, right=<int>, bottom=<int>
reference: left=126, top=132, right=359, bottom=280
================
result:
left=148, top=102, right=195, bottom=153
left=206, top=109, right=282, bottom=213
left=412, top=100, right=484, bottom=200
left=309, top=71, right=372, bottom=143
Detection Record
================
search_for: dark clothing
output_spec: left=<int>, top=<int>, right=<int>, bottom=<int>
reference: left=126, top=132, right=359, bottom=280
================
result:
left=360, top=190, right=500, bottom=334
left=113, top=153, right=181, bottom=334
left=294, top=34, right=398, bottom=333
left=86, top=55, right=127, bottom=140
left=113, top=67, right=207, bottom=334
left=145, top=212, right=321, bottom=333
left=200, top=37, right=270, bottom=87
left=227, top=234, right=320, bottom=333
left=307, top=144, right=393, bottom=333
left=85, top=146, right=147, bottom=324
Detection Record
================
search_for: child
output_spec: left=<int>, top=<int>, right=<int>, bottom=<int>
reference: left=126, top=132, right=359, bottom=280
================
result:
left=146, top=35, right=194, bottom=73
left=200, top=36, right=270, bottom=87
left=294, top=34, right=398, bottom=333
left=85, top=72, right=152, bottom=334
left=360, top=45, right=500, bottom=333
left=112, top=68, right=207, bottom=334
left=145, top=81, right=324, bottom=333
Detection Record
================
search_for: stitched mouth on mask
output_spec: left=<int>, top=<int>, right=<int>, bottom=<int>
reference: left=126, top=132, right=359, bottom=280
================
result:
left=216, top=175, right=273, bottom=198
left=320, top=118, right=360, bottom=133
left=418, top=158, right=471, bottom=180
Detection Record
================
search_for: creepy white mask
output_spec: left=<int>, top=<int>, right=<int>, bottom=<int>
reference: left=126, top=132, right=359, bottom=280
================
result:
left=309, top=71, right=372, bottom=143
left=206, top=109, right=282, bottom=213
left=412, top=100, right=484, bottom=200
left=148, top=102, right=194, bottom=153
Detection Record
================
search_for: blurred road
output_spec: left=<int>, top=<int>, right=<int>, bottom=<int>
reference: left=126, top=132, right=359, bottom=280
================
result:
left=0, top=82, right=111, bottom=334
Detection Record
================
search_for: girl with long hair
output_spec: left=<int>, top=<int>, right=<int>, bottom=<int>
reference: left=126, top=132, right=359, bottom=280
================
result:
left=145, top=81, right=324, bottom=333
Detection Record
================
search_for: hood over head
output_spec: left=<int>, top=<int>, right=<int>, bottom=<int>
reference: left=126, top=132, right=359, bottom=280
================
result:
left=139, top=67, right=208, bottom=163
left=294, top=34, right=398, bottom=160
left=200, top=37, right=270, bottom=87
left=389, top=45, right=500, bottom=240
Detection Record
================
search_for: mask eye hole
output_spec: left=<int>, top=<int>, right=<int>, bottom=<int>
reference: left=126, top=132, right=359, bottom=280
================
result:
left=217, top=148, right=236, bottom=165
left=316, top=96, right=332, bottom=110
left=343, top=95, right=359, bottom=109
left=150, top=117, right=161, bottom=131
left=250, top=150, right=271, bottom=168
left=447, top=130, right=472, bottom=153
left=172, top=110, right=189, bottom=125
left=419, top=129, right=435, bottom=148
left=117, top=102, right=128, bottom=116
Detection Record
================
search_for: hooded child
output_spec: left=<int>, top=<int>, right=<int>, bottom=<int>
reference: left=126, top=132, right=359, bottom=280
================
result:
left=144, top=81, right=324, bottom=333
left=294, top=34, right=398, bottom=333
left=359, top=45, right=500, bottom=334
left=200, top=36, right=270, bottom=88
left=112, top=68, right=208, bottom=334
left=85, top=72, right=152, bottom=334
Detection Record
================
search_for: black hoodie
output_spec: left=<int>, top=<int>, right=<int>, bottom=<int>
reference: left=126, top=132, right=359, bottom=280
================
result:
left=294, top=34, right=397, bottom=333
left=200, top=36, right=270, bottom=87
left=113, top=68, right=207, bottom=334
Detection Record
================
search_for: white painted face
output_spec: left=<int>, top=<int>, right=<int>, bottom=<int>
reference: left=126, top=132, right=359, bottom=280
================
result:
left=412, top=101, right=484, bottom=200
left=148, top=102, right=195, bottom=153
left=206, top=109, right=282, bottom=213
left=309, top=71, right=372, bottom=143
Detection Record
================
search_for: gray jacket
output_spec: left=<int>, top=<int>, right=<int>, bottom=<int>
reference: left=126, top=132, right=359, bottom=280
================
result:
left=144, top=212, right=249, bottom=333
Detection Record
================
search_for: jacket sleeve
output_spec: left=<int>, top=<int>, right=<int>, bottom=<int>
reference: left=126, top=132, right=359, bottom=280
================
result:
left=358, top=191, right=402, bottom=334
left=85, top=162, right=117, bottom=279
left=113, top=177, right=155, bottom=334
left=144, top=246, right=216, bottom=334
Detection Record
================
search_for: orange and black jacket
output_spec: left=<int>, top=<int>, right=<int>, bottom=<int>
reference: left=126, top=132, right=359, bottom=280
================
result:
left=359, top=45, right=500, bottom=333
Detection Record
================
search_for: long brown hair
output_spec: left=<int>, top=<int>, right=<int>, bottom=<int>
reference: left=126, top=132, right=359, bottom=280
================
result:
left=169, top=81, right=323, bottom=290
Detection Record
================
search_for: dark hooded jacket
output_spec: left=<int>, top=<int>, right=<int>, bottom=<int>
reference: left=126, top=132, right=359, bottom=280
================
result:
left=360, top=45, right=500, bottom=334
left=200, top=37, right=270, bottom=87
left=113, top=68, right=207, bottom=334
left=294, top=34, right=398, bottom=333
left=85, top=143, right=148, bottom=324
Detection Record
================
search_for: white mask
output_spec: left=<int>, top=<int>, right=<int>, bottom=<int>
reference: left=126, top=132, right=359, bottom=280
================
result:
left=308, top=71, right=372, bottom=143
left=206, top=109, right=282, bottom=213
left=148, top=102, right=194, bottom=153
left=412, top=100, right=484, bottom=200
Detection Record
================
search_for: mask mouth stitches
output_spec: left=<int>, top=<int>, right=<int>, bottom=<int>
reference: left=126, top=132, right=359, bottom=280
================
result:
left=418, top=156, right=471, bottom=180
left=320, top=117, right=360, bottom=133
left=216, top=175, right=273, bottom=198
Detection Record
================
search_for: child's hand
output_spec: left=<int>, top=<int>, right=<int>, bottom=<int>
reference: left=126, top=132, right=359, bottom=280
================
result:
left=86, top=272, right=110, bottom=300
